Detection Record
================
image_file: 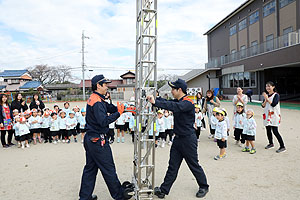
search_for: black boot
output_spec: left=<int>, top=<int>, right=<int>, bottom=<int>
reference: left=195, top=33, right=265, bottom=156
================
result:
left=196, top=188, right=209, bottom=198
left=154, top=187, right=165, bottom=199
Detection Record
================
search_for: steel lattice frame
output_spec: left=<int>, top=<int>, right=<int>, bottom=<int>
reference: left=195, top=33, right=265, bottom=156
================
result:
left=133, top=0, right=157, bottom=199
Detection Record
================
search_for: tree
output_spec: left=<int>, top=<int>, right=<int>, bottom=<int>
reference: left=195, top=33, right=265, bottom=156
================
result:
left=55, top=65, right=73, bottom=83
left=27, top=65, right=73, bottom=85
left=27, top=65, right=57, bottom=85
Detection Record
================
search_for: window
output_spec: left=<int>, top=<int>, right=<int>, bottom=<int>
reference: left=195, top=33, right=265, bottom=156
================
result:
left=230, top=25, right=237, bottom=36
left=231, top=49, right=237, bottom=62
left=127, top=78, right=133, bottom=84
left=279, top=0, right=295, bottom=8
left=238, top=19, right=247, bottom=31
left=222, top=72, right=256, bottom=88
left=229, top=74, right=234, bottom=87
left=263, top=1, right=276, bottom=17
left=238, top=73, right=244, bottom=87
left=283, top=26, right=293, bottom=46
left=251, top=41, right=258, bottom=55
left=234, top=73, right=239, bottom=87
left=240, top=45, right=246, bottom=58
left=244, top=72, right=250, bottom=87
left=266, top=34, right=274, bottom=51
left=249, top=11, right=259, bottom=25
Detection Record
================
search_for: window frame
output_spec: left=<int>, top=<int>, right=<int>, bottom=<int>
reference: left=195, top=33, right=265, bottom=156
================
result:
left=249, top=10, right=259, bottom=25
left=230, top=25, right=237, bottom=36
left=238, top=18, right=247, bottom=31
left=279, top=0, right=295, bottom=8
left=263, top=0, right=276, bottom=18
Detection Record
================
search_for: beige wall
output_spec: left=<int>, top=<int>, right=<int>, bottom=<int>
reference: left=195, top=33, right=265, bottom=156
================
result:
left=249, top=20, right=260, bottom=44
left=238, top=28, right=248, bottom=49
left=279, top=1, right=297, bottom=35
left=230, top=34, right=237, bottom=52
left=263, top=12, right=276, bottom=41
left=187, top=71, right=219, bottom=92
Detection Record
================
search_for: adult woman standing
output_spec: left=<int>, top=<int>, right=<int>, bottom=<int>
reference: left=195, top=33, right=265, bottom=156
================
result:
left=232, top=87, right=248, bottom=114
left=196, top=92, right=206, bottom=129
left=262, top=81, right=286, bottom=153
left=0, top=94, right=14, bottom=148
left=11, top=93, right=28, bottom=113
left=202, top=90, right=220, bottom=138
left=29, top=93, right=45, bottom=110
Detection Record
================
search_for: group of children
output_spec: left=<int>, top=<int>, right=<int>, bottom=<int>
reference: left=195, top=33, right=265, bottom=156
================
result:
left=199, top=102, right=257, bottom=160
left=11, top=102, right=87, bottom=149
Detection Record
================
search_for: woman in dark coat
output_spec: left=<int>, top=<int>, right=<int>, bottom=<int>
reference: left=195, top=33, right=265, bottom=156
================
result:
left=11, top=93, right=28, bottom=112
left=0, top=94, right=14, bottom=148
left=29, top=93, right=45, bottom=110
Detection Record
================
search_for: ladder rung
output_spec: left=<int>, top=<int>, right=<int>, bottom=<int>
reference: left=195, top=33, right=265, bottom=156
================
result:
left=142, top=34, right=156, bottom=38
left=140, top=164, right=154, bottom=168
left=142, top=8, right=157, bottom=13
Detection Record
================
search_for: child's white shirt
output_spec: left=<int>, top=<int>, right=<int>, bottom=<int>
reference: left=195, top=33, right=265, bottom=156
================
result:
left=164, top=116, right=173, bottom=130
left=243, top=117, right=257, bottom=136
left=233, top=112, right=246, bottom=129
left=109, top=121, right=115, bottom=129
left=158, top=117, right=165, bottom=133
left=195, top=112, right=203, bottom=128
left=124, top=112, right=132, bottom=123
left=210, top=115, right=218, bottom=129
left=13, top=122, right=20, bottom=136
left=225, top=116, right=230, bottom=130
left=41, top=116, right=51, bottom=128
left=214, top=120, right=228, bottom=140
left=16, top=122, right=30, bottom=136
left=66, top=117, right=77, bottom=130
left=78, top=115, right=86, bottom=129
left=59, top=117, right=67, bottom=130
left=116, top=113, right=126, bottom=125
left=129, top=115, right=135, bottom=129
left=50, top=118, right=60, bottom=131
left=28, top=116, right=41, bottom=129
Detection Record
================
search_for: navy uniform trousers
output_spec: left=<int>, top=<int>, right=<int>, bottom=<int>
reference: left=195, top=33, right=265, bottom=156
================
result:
left=160, top=133, right=209, bottom=194
left=79, top=134, right=124, bottom=200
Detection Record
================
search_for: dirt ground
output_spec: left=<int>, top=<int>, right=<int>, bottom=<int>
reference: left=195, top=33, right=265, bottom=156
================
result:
left=1, top=101, right=300, bottom=200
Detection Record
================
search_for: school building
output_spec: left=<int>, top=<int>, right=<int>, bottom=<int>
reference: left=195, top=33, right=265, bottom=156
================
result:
left=185, top=0, right=300, bottom=101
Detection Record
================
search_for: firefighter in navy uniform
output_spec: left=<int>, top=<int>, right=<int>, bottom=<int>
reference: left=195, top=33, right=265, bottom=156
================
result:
left=147, top=78, right=209, bottom=199
left=79, top=75, right=128, bottom=200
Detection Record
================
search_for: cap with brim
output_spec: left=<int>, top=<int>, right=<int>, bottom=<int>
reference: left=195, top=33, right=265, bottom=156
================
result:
left=236, top=102, right=244, bottom=107
left=92, top=75, right=112, bottom=85
left=195, top=104, right=201, bottom=109
left=157, top=110, right=164, bottom=114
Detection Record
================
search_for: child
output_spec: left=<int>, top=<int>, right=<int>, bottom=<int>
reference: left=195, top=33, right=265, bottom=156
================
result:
left=233, top=102, right=246, bottom=146
left=124, top=111, right=132, bottom=134
left=194, top=105, right=203, bottom=142
left=62, top=102, right=71, bottom=116
left=129, top=113, right=135, bottom=143
left=222, top=108, right=230, bottom=136
left=74, top=106, right=81, bottom=135
left=214, top=108, right=228, bottom=160
left=164, top=110, right=174, bottom=145
left=242, top=109, right=257, bottom=154
left=13, top=115, right=21, bottom=148
left=157, top=110, right=166, bottom=148
left=66, top=111, right=78, bottom=143
left=28, top=109, right=42, bottom=144
left=149, top=114, right=160, bottom=148
left=53, top=104, right=60, bottom=114
left=116, top=112, right=126, bottom=143
left=41, top=110, right=51, bottom=143
left=59, top=110, right=67, bottom=143
left=209, top=108, right=218, bottom=139
left=78, top=108, right=87, bottom=143
left=50, top=112, right=60, bottom=144
left=17, top=117, right=31, bottom=149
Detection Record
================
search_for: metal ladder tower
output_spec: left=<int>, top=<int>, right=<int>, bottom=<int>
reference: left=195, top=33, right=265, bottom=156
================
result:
left=133, top=0, right=157, bottom=199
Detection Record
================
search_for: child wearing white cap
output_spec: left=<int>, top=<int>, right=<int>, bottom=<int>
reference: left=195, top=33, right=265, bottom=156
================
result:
left=66, top=111, right=78, bottom=143
left=242, top=109, right=257, bottom=154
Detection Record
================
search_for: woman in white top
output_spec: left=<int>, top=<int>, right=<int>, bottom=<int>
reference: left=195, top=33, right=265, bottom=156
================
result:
left=262, top=81, right=285, bottom=153
left=232, top=87, right=248, bottom=115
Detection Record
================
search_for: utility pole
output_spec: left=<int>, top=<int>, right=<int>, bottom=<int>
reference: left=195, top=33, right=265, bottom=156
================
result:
left=81, top=30, right=90, bottom=100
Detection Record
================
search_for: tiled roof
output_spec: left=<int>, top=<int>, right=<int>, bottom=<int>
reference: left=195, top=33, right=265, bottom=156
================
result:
left=19, top=81, right=42, bottom=89
left=0, top=70, right=28, bottom=77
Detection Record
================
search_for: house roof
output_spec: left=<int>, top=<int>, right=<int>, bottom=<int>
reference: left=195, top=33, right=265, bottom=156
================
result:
left=204, top=0, right=254, bottom=35
left=0, top=70, right=29, bottom=77
left=180, top=68, right=221, bottom=83
left=19, top=81, right=42, bottom=89
left=120, top=71, right=135, bottom=79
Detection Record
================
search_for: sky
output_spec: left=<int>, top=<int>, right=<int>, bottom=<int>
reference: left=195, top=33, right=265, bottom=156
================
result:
left=0, top=0, right=243, bottom=82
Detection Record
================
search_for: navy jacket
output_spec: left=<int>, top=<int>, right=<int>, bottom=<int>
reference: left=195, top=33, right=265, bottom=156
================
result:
left=154, top=96, right=195, bottom=137
left=86, top=92, right=120, bottom=137
left=0, top=104, right=14, bottom=124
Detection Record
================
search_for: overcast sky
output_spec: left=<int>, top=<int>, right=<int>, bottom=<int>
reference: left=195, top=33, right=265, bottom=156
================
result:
left=0, top=0, right=243, bottom=81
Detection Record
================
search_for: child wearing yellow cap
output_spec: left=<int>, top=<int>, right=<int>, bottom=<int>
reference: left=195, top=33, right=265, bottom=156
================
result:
left=233, top=102, right=246, bottom=146
left=214, top=108, right=228, bottom=160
